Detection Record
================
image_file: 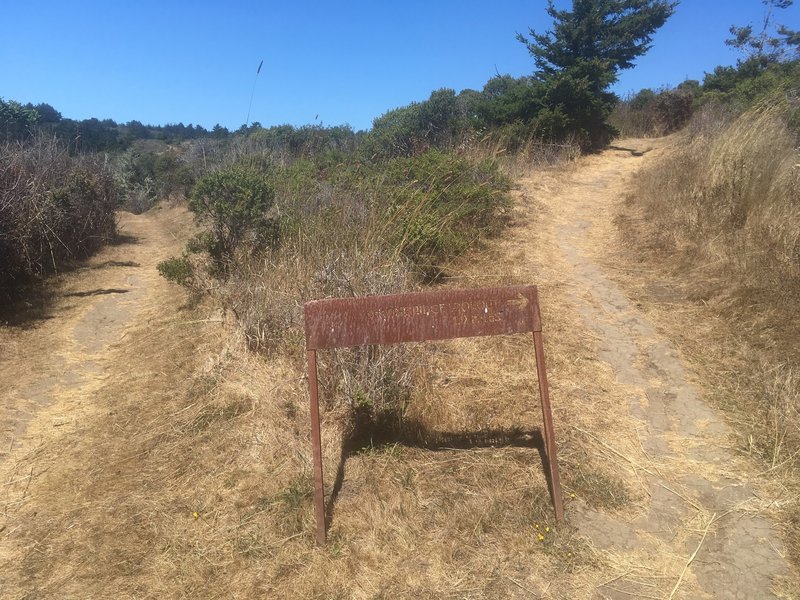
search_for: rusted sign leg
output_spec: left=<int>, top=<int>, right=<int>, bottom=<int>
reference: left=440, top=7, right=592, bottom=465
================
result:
left=307, top=350, right=327, bottom=545
left=533, top=330, right=564, bottom=523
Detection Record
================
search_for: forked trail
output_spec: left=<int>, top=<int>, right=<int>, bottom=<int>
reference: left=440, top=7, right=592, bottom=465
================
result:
left=0, top=143, right=795, bottom=599
left=508, top=139, right=791, bottom=598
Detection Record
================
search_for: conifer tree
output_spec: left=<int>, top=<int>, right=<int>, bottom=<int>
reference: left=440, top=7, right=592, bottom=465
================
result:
left=518, top=0, right=676, bottom=149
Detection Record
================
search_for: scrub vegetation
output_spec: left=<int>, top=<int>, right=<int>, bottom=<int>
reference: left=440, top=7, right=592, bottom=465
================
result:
left=3, top=0, right=800, bottom=597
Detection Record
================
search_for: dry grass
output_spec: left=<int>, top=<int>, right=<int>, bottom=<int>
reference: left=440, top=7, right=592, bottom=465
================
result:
left=0, top=143, right=651, bottom=598
left=0, top=135, right=118, bottom=286
left=466, top=135, right=581, bottom=181
left=0, top=278, right=614, bottom=599
left=618, top=98, right=800, bottom=565
left=623, top=101, right=800, bottom=298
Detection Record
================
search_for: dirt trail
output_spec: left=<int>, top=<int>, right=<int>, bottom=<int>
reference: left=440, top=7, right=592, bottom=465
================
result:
left=0, top=206, right=192, bottom=476
left=0, top=146, right=794, bottom=598
left=511, top=139, right=790, bottom=598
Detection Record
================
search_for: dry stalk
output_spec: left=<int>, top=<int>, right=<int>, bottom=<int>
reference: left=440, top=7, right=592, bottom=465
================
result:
left=667, top=513, right=716, bottom=599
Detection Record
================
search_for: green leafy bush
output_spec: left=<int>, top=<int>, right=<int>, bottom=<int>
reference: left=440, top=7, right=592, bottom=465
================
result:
left=188, top=165, right=277, bottom=262
left=157, top=256, right=194, bottom=287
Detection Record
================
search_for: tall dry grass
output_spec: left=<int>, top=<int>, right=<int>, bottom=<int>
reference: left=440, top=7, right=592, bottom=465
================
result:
left=621, top=97, right=800, bottom=560
left=0, top=135, right=118, bottom=287
left=465, top=132, right=581, bottom=180
left=627, top=101, right=800, bottom=301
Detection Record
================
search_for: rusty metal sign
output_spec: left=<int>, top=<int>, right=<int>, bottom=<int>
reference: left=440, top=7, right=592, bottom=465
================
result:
left=304, top=285, right=563, bottom=545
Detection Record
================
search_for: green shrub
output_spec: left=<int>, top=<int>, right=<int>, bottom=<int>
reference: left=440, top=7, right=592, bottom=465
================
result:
left=157, top=256, right=194, bottom=287
left=188, top=165, right=277, bottom=262
left=698, top=59, right=800, bottom=116
left=385, top=150, right=511, bottom=268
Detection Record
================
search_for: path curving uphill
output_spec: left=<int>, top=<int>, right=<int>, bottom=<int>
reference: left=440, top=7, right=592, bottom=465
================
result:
left=512, top=140, right=790, bottom=599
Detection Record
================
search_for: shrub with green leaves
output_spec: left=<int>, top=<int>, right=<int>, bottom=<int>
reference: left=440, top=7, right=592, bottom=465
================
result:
left=385, top=150, right=511, bottom=270
left=188, top=165, right=277, bottom=262
left=156, top=256, right=194, bottom=287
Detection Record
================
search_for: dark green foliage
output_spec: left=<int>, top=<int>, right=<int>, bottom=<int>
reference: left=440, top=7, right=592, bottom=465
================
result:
left=518, top=0, right=677, bottom=149
left=157, top=256, right=194, bottom=287
left=246, top=123, right=359, bottom=161
left=188, top=166, right=277, bottom=261
left=2, top=96, right=215, bottom=152
left=364, top=88, right=489, bottom=159
left=477, top=76, right=542, bottom=127
left=630, top=88, right=657, bottom=110
left=520, top=0, right=678, bottom=75
left=529, top=62, right=619, bottom=147
left=0, top=98, right=38, bottom=142
left=613, top=55, right=800, bottom=138
left=700, top=58, right=800, bottom=110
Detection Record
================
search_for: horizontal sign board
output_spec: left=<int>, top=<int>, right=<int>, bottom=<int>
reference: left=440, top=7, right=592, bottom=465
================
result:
left=304, top=285, right=542, bottom=350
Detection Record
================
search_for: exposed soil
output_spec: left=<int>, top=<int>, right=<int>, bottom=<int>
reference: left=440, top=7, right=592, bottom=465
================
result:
left=1, top=144, right=796, bottom=598
left=506, top=139, right=793, bottom=598
left=0, top=207, right=192, bottom=466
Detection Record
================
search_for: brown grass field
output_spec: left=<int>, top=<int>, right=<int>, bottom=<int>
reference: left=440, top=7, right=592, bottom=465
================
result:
left=1, top=137, right=798, bottom=598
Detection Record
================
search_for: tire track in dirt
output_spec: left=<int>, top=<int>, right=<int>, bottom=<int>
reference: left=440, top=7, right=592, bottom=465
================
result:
left=515, top=141, right=790, bottom=599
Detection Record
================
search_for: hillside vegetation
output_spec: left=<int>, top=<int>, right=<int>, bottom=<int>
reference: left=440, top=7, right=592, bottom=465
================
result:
left=6, top=1, right=800, bottom=596
left=0, top=135, right=117, bottom=286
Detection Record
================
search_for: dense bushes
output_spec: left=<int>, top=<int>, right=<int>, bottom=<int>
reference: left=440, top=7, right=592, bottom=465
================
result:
left=189, top=166, right=277, bottom=261
left=702, top=58, right=800, bottom=111
left=611, top=59, right=800, bottom=138
left=384, top=151, right=510, bottom=267
left=0, top=98, right=38, bottom=142
left=610, top=86, right=695, bottom=137
left=158, top=142, right=511, bottom=429
left=0, top=136, right=118, bottom=285
left=116, top=145, right=196, bottom=214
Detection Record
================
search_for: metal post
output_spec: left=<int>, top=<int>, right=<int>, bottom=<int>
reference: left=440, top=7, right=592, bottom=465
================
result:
left=533, top=330, right=564, bottom=523
left=307, top=349, right=326, bottom=545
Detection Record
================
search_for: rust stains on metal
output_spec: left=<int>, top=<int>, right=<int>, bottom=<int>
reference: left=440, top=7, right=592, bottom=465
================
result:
left=305, top=285, right=541, bottom=350
left=304, top=285, right=563, bottom=545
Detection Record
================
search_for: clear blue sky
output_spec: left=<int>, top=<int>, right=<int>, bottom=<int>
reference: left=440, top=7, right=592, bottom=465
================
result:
left=2, top=1, right=797, bottom=132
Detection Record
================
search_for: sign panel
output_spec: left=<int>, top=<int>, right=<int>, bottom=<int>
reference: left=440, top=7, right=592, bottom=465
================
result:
left=305, top=286, right=542, bottom=349
left=304, top=285, right=563, bottom=545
